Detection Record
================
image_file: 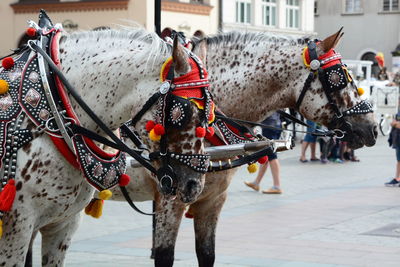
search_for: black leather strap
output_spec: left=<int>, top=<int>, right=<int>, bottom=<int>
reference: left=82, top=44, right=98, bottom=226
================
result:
left=120, top=186, right=154, bottom=216
left=31, top=43, right=157, bottom=174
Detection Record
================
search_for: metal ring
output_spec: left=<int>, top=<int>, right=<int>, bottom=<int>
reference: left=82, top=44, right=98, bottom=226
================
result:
left=333, top=129, right=345, bottom=139
left=44, top=117, right=60, bottom=133
left=218, top=160, right=222, bottom=170
left=228, top=159, right=232, bottom=168
left=159, top=150, right=167, bottom=156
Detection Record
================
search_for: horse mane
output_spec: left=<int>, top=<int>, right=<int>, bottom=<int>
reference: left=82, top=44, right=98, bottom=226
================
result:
left=197, top=31, right=310, bottom=49
left=62, top=28, right=171, bottom=69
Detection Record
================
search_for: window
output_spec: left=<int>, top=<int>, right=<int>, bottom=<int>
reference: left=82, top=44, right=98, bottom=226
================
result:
left=236, top=1, right=251, bottom=24
left=344, top=0, right=363, bottom=13
left=286, top=0, right=300, bottom=29
left=383, top=0, right=399, bottom=11
left=262, top=0, right=277, bottom=26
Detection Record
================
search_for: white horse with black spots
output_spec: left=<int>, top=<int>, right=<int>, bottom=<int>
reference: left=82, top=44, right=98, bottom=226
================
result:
left=0, top=23, right=212, bottom=267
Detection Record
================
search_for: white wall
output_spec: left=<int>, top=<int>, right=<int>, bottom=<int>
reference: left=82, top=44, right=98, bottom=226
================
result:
left=222, top=0, right=315, bottom=35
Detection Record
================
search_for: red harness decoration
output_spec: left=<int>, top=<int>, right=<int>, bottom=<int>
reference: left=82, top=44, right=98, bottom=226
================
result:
left=50, top=31, right=120, bottom=169
left=302, top=45, right=343, bottom=70
left=160, top=58, right=215, bottom=124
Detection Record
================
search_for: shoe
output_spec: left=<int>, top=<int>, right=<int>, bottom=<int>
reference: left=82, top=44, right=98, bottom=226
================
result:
left=320, top=158, right=328, bottom=164
left=385, top=178, right=400, bottom=187
left=244, top=181, right=260, bottom=191
left=310, top=158, right=320, bottom=162
left=333, top=158, right=343, bottom=163
left=262, top=186, right=282, bottom=194
left=299, top=159, right=308, bottom=163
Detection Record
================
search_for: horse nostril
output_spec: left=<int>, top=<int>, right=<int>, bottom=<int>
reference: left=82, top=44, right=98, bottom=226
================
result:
left=186, top=179, right=198, bottom=191
left=373, top=125, right=378, bottom=139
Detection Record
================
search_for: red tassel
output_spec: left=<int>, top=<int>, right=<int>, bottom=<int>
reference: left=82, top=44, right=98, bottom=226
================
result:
left=257, top=156, right=269, bottom=164
left=0, top=179, right=16, bottom=212
left=119, top=174, right=131, bottom=186
left=145, top=120, right=156, bottom=132
left=153, top=124, right=165, bottom=135
left=26, top=27, right=37, bottom=37
left=205, top=126, right=215, bottom=138
left=2, top=57, right=14, bottom=70
left=195, top=127, right=206, bottom=138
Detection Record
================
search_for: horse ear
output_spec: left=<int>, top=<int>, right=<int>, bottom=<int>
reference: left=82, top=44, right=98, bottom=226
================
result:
left=193, top=41, right=207, bottom=66
left=319, top=27, right=344, bottom=53
left=172, top=37, right=190, bottom=75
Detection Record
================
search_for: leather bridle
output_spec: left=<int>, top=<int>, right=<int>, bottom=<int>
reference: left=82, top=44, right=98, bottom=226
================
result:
left=296, top=40, right=373, bottom=138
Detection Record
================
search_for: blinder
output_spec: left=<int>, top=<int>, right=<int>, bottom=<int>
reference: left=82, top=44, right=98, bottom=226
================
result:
left=164, top=94, right=192, bottom=129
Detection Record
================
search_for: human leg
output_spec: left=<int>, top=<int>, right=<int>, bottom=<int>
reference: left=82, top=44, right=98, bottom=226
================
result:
left=244, top=162, right=269, bottom=191
left=269, top=159, right=280, bottom=188
left=385, top=148, right=400, bottom=186
left=300, top=141, right=310, bottom=162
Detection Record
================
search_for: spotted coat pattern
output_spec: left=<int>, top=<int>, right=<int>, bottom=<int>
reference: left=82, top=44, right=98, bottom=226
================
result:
left=0, top=29, right=207, bottom=267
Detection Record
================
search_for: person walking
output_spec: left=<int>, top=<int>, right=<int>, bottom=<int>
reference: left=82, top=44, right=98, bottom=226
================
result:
left=244, top=112, right=282, bottom=194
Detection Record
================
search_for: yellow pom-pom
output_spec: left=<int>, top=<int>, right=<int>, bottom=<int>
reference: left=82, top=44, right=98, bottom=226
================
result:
left=84, top=199, right=103, bottom=218
left=357, top=87, right=365, bottom=96
left=0, top=80, right=9, bottom=94
left=247, top=163, right=258, bottom=173
left=0, top=219, right=2, bottom=238
left=98, top=189, right=112, bottom=200
left=149, top=129, right=161, bottom=141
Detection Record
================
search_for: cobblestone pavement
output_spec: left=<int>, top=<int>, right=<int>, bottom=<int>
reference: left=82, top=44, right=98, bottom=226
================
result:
left=32, top=135, right=400, bottom=266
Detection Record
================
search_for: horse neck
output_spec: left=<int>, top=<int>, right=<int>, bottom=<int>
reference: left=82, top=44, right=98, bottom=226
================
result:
left=58, top=32, right=167, bottom=131
left=206, top=40, right=306, bottom=121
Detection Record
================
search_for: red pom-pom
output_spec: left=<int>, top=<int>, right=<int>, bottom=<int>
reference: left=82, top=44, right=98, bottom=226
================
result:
left=258, top=156, right=269, bottom=164
left=205, top=126, right=215, bottom=138
left=145, top=120, right=156, bottom=132
left=153, top=124, right=165, bottom=136
left=185, top=211, right=194, bottom=219
left=119, top=174, right=131, bottom=186
left=196, top=127, right=206, bottom=138
left=0, top=179, right=16, bottom=212
left=2, top=57, right=14, bottom=70
left=26, top=27, right=37, bottom=37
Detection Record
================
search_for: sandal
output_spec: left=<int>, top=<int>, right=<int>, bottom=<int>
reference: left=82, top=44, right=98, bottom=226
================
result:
left=299, top=159, right=308, bottom=163
left=310, top=158, right=320, bottom=162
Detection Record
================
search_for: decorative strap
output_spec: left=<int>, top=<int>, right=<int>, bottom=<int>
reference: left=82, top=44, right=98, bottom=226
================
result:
left=30, top=42, right=157, bottom=174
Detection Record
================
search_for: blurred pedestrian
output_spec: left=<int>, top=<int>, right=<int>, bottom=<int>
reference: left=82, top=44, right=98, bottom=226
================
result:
left=299, top=120, right=319, bottom=162
left=385, top=112, right=400, bottom=186
left=244, top=112, right=282, bottom=194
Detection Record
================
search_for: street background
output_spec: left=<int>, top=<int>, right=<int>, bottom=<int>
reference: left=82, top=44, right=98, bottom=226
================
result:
left=32, top=135, right=400, bottom=267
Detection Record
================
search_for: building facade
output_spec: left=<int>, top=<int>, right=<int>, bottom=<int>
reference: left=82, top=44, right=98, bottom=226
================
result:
left=0, top=0, right=218, bottom=55
left=314, top=0, right=400, bottom=74
left=222, top=0, right=315, bottom=36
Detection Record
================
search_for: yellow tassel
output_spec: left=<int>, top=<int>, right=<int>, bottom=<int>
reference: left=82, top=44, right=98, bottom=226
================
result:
left=84, top=199, right=104, bottom=218
left=149, top=129, right=161, bottom=141
left=357, top=87, right=365, bottom=96
left=0, top=219, right=2, bottom=238
left=98, top=189, right=112, bottom=200
left=247, top=163, right=258, bottom=173
left=0, top=80, right=9, bottom=95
